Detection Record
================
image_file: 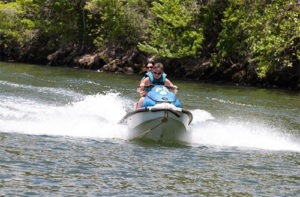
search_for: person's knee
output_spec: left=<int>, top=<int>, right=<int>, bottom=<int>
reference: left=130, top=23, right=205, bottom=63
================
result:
left=135, top=97, right=144, bottom=110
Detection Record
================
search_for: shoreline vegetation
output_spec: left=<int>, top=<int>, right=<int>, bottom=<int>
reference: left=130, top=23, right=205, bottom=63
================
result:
left=0, top=0, right=299, bottom=90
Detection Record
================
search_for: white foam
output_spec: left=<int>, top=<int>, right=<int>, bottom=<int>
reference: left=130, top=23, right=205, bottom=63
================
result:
left=0, top=93, right=132, bottom=139
left=0, top=93, right=299, bottom=152
left=190, top=109, right=215, bottom=123
left=184, top=111, right=300, bottom=152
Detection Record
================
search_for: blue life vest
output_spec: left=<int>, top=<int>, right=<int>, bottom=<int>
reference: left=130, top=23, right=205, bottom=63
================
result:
left=147, top=70, right=166, bottom=83
left=143, top=71, right=167, bottom=92
left=141, top=71, right=153, bottom=81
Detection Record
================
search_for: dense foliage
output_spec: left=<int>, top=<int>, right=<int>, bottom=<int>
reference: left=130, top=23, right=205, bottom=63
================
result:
left=85, top=0, right=148, bottom=50
left=0, top=0, right=299, bottom=86
left=138, top=0, right=204, bottom=58
left=217, top=0, right=300, bottom=78
left=0, top=0, right=87, bottom=61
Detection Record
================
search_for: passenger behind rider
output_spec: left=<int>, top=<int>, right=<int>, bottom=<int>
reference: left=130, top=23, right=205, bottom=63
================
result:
left=143, top=61, right=154, bottom=79
left=135, top=62, right=178, bottom=110
left=136, top=61, right=154, bottom=96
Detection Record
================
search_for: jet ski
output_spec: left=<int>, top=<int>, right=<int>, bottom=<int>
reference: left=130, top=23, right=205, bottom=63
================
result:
left=120, top=85, right=193, bottom=142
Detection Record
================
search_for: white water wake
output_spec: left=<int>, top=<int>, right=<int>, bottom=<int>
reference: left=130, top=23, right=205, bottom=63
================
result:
left=0, top=93, right=130, bottom=139
left=186, top=110, right=300, bottom=152
left=0, top=93, right=299, bottom=152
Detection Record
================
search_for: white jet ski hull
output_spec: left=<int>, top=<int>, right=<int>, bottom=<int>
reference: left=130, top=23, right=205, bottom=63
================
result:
left=120, top=103, right=193, bottom=142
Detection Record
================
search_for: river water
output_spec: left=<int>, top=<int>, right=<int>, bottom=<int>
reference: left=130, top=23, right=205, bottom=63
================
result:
left=0, top=62, right=299, bottom=196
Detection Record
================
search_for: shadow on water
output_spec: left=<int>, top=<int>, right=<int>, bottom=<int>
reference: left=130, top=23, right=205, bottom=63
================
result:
left=131, top=138, right=208, bottom=149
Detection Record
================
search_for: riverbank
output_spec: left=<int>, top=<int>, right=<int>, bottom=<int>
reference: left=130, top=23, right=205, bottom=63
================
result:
left=1, top=47, right=299, bottom=91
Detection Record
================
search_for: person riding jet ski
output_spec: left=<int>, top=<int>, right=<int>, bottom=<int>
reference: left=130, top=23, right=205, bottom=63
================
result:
left=135, top=62, right=178, bottom=110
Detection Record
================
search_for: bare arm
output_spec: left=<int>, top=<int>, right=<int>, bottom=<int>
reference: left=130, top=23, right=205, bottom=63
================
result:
left=165, top=79, right=178, bottom=94
left=137, top=77, right=151, bottom=96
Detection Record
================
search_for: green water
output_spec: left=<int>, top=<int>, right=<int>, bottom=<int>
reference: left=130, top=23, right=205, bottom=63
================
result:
left=0, top=62, right=299, bottom=196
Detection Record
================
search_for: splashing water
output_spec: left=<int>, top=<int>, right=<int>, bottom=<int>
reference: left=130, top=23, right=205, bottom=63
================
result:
left=0, top=93, right=130, bottom=139
left=0, top=91, right=299, bottom=152
left=185, top=110, right=300, bottom=152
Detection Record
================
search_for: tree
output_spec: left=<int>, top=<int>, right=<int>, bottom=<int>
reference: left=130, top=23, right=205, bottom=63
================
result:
left=85, top=0, right=148, bottom=50
left=216, top=0, right=300, bottom=77
left=138, top=0, right=204, bottom=58
left=0, top=1, right=37, bottom=49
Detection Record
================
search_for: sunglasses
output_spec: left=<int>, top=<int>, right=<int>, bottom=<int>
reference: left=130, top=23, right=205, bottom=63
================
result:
left=146, top=66, right=153, bottom=69
left=153, top=71, right=162, bottom=75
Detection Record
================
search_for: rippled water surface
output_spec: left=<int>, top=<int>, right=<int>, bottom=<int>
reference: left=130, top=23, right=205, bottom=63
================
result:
left=0, top=62, right=299, bottom=196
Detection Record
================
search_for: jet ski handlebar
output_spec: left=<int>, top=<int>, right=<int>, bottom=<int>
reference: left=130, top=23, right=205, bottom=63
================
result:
left=165, top=85, right=178, bottom=90
left=137, top=85, right=178, bottom=90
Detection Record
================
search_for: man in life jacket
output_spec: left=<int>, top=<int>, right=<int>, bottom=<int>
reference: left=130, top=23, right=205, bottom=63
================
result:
left=135, top=62, right=178, bottom=110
